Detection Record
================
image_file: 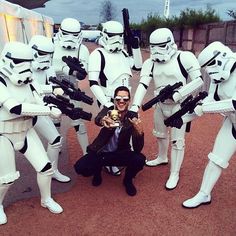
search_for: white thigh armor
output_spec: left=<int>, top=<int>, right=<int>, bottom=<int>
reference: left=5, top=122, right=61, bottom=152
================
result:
left=208, top=117, right=236, bottom=169
left=34, top=116, right=60, bottom=144
left=0, top=135, right=20, bottom=184
left=23, top=128, right=50, bottom=172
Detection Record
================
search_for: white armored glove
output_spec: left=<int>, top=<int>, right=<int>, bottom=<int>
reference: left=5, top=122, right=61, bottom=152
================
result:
left=172, top=91, right=182, bottom=102
left=53, top=87, right=64, bottom=96
left=49, top=105, right=62, bottom=119
left=194, top=104, right=204, bottom=116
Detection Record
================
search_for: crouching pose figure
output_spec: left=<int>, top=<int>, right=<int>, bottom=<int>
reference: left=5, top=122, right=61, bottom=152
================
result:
left=182, top=41, right=236, bottom=208
left=130, top=28, right=203, bottom=190
left=29, top=35, right=70, bottom=183
left=0, top=42, right=63, bottom=225
left=74, top=86, right=146, bottom=196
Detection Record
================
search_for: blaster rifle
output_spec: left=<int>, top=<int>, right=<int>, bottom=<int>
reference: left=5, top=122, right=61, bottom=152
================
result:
left=49, top=76, right=93, bottom=105
left=62, top=56, right=87, bottom=80
left=164, top=91, right=208, bottom=128
left=43, top=94, right=92, bottom=121
left=122, top=8, right=133, bottom=56
left=142, top=82, right=183, bottom=111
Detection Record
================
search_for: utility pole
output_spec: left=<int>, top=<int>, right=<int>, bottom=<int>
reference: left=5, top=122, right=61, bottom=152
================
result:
left=164, top=0, right=170, bottom=19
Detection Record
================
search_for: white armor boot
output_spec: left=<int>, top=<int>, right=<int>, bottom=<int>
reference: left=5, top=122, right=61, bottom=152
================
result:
left=37, top=172, right=63, bottom=214
left=47, top=143, right=70, bottom=183
left=165, top=147, right=184, bottom=190
left=146, top=137, right=169, bottom=166
left=183, top=161, right=222, bottom=208
left=0, top=184, right=11, bottom=225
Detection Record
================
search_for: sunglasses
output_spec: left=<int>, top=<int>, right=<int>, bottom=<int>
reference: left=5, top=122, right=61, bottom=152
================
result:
left=114, top=96, right=130, bottom=102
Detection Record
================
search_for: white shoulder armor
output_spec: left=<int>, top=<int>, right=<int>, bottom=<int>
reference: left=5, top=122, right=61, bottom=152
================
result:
left=140, top=58, right=154, bottom=78
left=179, top=51, right=201, bottom=79
left=88, top=49, right=102, bottom=73
left=172, top=51, right=203, bottom=102
left=79, top=44, right=90, bottom=72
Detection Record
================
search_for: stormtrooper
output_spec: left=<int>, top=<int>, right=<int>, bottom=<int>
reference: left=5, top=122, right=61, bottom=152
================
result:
left=88, top=20, right=143, bottom=175
left=52, top=17, right=89, bottom=155
left=182, top=41, right=236, bottom=208
left=0, top=42, right=63, bottom=225
left=29, top=34, right=70, bottom=183
left=130, top=28, right=203, bottom=190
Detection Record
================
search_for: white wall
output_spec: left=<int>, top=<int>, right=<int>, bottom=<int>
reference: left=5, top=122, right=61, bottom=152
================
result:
left=0, top=0, right=54, bottom=52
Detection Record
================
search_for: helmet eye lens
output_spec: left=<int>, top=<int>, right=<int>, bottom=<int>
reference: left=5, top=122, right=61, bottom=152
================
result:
left=106, top=32, right=123, bottom=38
left=12, top=58, right=29, bottom=64
left=158, top=43, right=167, bottom=48
left=207, top=59, right=216, bottom=67
left=61, top=29, right=80, bottom=37
left=38, top=51, right=48, bottom=56
left=61, top=31, right=69, bottom=36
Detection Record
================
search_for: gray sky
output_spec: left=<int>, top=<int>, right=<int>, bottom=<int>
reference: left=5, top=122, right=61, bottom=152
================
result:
left=35, top=0, right=236, bottom=24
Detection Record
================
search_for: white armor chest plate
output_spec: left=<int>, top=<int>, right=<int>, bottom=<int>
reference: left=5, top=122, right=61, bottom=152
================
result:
left=53, top=41, right=78, bottom=73
left=33, top=70, right=47, bottom=85
left=153, top=53, right=187, bottom=91
left=0, top=80, right=35, bottom=121
left=101, top=49, right=132, bottom=85
left=217, top=73, right=236, bottom=100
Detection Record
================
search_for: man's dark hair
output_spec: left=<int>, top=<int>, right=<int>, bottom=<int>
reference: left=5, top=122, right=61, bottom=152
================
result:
left=114, top=86, right=131, bottom=98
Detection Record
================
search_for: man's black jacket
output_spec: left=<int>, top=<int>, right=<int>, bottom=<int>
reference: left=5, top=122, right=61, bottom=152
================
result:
left=87, top=108, right=144, bottom=154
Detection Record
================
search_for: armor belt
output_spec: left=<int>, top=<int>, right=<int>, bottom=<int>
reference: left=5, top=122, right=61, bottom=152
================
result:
left=0, top=117, right=32, bottom=133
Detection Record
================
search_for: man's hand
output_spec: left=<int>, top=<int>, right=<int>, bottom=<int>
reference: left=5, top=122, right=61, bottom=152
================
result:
left=128, top=117, right=143, bottom=135
left=101, top=115, right=116, bottom=128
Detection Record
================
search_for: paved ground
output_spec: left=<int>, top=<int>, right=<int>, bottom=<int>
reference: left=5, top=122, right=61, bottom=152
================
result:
left=1, top=43, right=236, bottom=235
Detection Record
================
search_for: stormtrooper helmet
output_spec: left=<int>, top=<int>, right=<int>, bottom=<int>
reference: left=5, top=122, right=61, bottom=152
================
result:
left=198, top=41, right=236, bottom=83
left=0, top=42, right=33, bottom=86
left=58, top=18, right=82, bottom=49
left=100, top=21, right=124, bottom=53
left=149, top=28, right=177, bottom=63
left=29, top=35, right=54, bottom=71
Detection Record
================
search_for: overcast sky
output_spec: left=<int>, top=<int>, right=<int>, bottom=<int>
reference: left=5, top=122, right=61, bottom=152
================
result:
left=35, top=0, right=236, bottom=24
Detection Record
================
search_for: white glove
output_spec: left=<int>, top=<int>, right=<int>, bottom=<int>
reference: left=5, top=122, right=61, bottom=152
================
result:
left=194, top=104, right=204, bottom=116
left=49, top=106, right=62, bottom=119
left=172, top=91, right=182, bottom=102
left=53, top=87, right=64, bottom=96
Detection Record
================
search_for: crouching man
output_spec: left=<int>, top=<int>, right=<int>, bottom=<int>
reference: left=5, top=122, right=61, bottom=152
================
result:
left=74, top=86, right=146, bottom=196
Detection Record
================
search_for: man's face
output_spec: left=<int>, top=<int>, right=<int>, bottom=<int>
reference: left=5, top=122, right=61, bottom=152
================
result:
left=114, top=90, right=130, bottom=112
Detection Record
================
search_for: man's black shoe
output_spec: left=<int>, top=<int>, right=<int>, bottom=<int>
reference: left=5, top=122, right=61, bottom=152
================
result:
left=123, top=179, right=137, bottom=196
left=92, top=174, right=102, bottom=186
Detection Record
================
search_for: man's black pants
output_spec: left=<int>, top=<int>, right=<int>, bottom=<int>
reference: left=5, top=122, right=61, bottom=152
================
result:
left=74, top=150, right=146, bottom=179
